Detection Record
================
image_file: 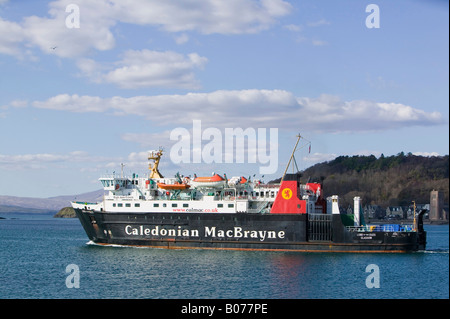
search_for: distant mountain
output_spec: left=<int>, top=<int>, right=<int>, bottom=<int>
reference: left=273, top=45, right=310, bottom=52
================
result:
left=283, top=153, right=449, bottom=208
left=0, top=189, right=104, bottom=213
left=0, top=205, right=56, bottom=214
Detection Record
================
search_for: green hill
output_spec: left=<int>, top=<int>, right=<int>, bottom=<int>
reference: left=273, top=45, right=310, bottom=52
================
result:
left=53, top=207, right=76, bottom=218
left=279, top=152, right=449, bottom=208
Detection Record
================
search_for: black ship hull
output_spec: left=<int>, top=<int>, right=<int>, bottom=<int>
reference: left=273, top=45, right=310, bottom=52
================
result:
left=75, top=209, right=426, bottom=253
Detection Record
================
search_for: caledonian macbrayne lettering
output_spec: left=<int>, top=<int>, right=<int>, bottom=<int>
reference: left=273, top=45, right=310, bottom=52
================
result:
left=124, top=225, right=285, bottom=241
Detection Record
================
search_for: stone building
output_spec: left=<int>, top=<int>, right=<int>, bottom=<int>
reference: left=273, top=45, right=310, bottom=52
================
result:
left=430, top=190, right=447, bottom=222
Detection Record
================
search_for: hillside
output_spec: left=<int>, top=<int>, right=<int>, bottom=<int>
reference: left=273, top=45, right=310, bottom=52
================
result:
left=0, top=189, right=104, bottom=213
left=54, top=207, right=76, bottom=218
left=295, top=152, right=449, bottom=208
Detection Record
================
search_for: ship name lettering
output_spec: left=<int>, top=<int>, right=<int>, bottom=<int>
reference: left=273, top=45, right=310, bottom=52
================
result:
left=204, top=226, right=285, bottom=241
left=124, top=225, right=285, bottom=241
left=125, top=225, right=199, bottom=237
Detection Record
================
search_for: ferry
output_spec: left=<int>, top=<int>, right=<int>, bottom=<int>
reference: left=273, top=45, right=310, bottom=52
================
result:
left=72, top=136, right=426, bottom=252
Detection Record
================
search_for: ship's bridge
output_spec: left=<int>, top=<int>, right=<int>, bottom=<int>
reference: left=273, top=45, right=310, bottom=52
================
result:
left=99, top=176, right=129, bottom=191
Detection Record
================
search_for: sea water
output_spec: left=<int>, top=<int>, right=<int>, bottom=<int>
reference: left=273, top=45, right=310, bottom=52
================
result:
left=0, top=213, right=448, bottom=299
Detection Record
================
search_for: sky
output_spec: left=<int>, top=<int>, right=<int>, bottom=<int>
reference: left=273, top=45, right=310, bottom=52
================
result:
left=0, top=0, right=448, bottom=198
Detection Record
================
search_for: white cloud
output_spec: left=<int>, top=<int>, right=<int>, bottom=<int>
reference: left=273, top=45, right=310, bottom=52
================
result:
left=352, top=150, right=382, bottom=158
left=0, top=150, right=150, bottom=172
left=121, top=131, right=174, bottom=148
left=9, top=100, right=28, bottom=108
left=1, top=0, right=289, bottom=89
left=0, top=0, right=292, bottom=59
left=303, top=152, right=337, bottom=164
left=77, top=50, right=208, bottom=89
left=32, top=94, right=105, bottom=113
left=114, top=0, right=292, bottom=34
left=307, top=19, right=330, bottom=27
left=283, top=24, right=303, bottom=32
left=295, top=94, right=444, bottom=132
left=0, top=18, right=25, bottom=56
left=311, top=39, right=328, bottom=46
left=0, top=151, right=111, bottom=170
left=29, top=90, right=444, bottom=133
left=21, top=1, right=116, bottom=58
left=95, top=50, right=208, bottom=89
left=174, top=33, right=190, bottom=45
left=412, top=152, right=440, bottom=157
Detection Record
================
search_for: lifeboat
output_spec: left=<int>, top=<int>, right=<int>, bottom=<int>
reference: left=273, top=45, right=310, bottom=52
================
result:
left=157, top=183, right=190, bottom=190
left=191, top=174, right=226, bottom=188
left=227, top=176, right=248, bottom=186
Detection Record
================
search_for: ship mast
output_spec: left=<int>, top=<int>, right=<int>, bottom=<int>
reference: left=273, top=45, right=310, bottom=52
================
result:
left=148, top=148, right=164, bottom=179
left=280, top=134, right=312, bottom=182
left=281, top=134, right=301, bottom=182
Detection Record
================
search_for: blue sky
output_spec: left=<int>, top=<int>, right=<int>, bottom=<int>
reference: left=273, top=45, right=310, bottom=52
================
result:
left=0, top=0, right=448, bottom=198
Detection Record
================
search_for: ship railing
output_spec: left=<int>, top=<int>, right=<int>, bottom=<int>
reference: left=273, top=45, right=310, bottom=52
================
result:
left=346, top=224, right=416, bottom=233
left=253, top=183, right=280, bottom=188
left=72, top=201, right=98, bottom=205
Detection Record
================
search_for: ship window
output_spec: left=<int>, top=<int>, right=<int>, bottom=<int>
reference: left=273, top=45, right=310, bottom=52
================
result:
left=163, top=203, right=167, bottom=207
left=125, top=203, right=131, bottom=207
left=172, top=203, right=177, bottom=207
left=113, top=203, right=116, bottom=207
left=153, top=203, right=159, bottom=207
left=183, top=203, right=189, bottom=207
left=118, top=203, right=123, bottom=207
left=228, top=204, right=234, bottom=208
left=135, top=203, right=140, bottom=207
left=217, top=204, right=223, bottom=208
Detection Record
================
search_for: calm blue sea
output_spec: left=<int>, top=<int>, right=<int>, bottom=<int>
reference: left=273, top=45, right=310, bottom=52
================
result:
left=0, top=213, right=448, bottom=299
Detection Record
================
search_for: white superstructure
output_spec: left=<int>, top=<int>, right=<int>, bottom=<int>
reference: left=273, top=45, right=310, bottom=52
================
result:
left=72, top=149, right=284, bottom=214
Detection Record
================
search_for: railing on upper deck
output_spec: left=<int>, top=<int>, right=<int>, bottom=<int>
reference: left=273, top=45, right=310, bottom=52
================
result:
left=346, top=224, right=415, bottom=233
